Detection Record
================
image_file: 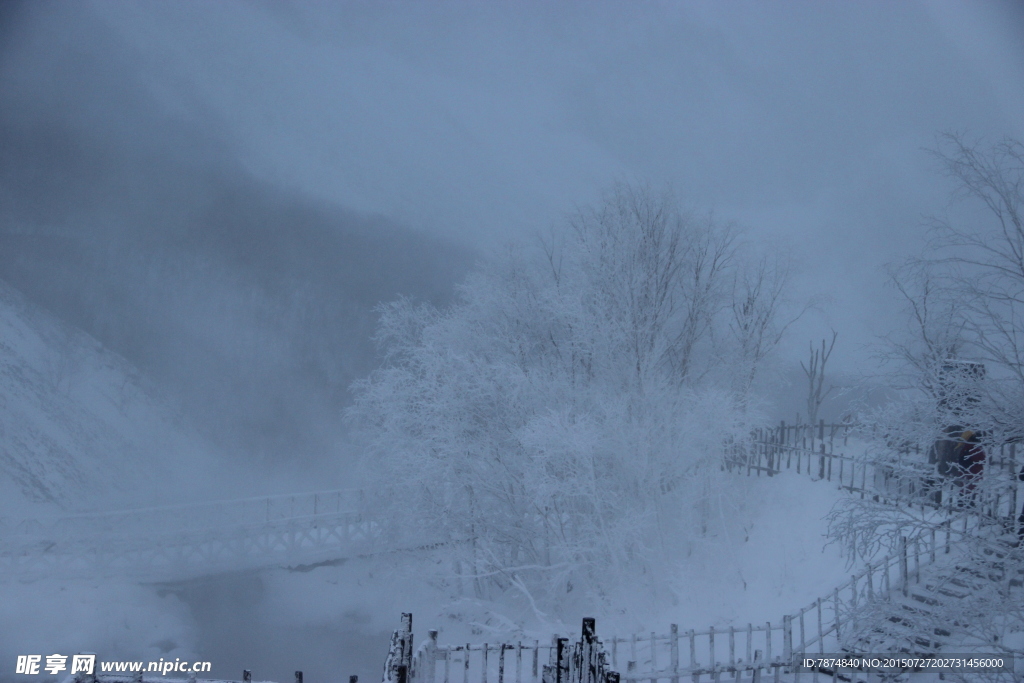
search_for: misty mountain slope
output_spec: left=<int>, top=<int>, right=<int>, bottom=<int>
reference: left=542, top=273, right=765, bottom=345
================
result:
left=0, top=278, right=220, bottom=514
left=0, top=1, right=475, bottom=467
left=0, top=174, right=474, bottom=467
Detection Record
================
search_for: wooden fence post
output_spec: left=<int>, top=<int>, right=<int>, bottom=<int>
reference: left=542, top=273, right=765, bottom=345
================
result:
left=899, top=537, right=908, bottom=597
left=798, top=609, right=805, bottom=660
left=402, top=613, right=414, bottom=674
left=649, top=632, right=657, bottom=683
left=425, top=630, right=439, bottom=683
left=670, top=624, right=679, bottom=683
left=557, top=637, right=569, bottom=683
left=833, top=588, right=840, bottom=642
left=582, top=619, right=596, bottom=683
left=728, top=626, right=736, bottom=672
left=782, top=616, right=792, bottom=666
left=816, top=599, right=823, bottom=655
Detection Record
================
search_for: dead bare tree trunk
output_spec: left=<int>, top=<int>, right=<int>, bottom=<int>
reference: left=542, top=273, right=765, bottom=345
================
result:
left=801, top=331, right=836, bottom=425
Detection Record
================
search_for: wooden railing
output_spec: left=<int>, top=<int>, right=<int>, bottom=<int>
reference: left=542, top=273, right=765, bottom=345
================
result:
left=384, top=616, right=618, bottom=683
left=390, top=423, right=1021, bottom=682
left=730, top=427, right=1020, bottom=524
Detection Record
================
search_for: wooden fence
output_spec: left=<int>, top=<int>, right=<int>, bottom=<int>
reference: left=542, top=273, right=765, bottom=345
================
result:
left=388, top=519, right=993, bottom=683
left=384, top=616, right=618, bottom=683
left=730, top=424, right=1021, bottom=526
left=386, top=422, right=1022, bottom=683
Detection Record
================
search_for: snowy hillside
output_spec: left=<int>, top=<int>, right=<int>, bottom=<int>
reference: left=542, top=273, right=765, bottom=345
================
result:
left=0, top=278, right=219, bottom=516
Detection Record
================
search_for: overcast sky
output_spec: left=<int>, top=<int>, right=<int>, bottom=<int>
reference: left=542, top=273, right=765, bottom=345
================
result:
left=6, top=1, right=1024, bottom=373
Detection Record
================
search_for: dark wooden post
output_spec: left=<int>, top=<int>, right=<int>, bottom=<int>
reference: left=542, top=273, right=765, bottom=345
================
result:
left=295, top=672, right=303, bottom=683
left=582, top=618, right=596, bottom=683
left=243, top=672, right=251, bottom=683
left=899, top=537, right=909, bottom=597
left=782, top=616, right=792, bottom=664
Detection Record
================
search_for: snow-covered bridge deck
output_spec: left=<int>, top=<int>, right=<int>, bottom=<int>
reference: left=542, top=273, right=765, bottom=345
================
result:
left=0, top=490, right=377, bottom=581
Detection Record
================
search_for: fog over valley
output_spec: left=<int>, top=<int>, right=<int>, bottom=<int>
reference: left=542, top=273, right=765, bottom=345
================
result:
left=1, top=3, right=1023, bottom=683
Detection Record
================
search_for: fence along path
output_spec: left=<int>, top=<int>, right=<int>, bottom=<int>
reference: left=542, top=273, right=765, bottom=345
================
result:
left=734, top=421, right=1020, bottom=521
left=390, top=422, right=1022, bottom=683
left=384, top=614, right=619, bottom=683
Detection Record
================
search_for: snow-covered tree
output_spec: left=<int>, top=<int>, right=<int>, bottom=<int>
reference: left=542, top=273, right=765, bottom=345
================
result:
left=801, top=331, right=837, bottom=426
left=348, top=184, right=795, bottom=618
left=829, top=136, right=1024, bottom=674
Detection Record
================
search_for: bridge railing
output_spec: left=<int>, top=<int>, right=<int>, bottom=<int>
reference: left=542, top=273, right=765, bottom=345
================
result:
left=0, top=489, right=363, bottom=540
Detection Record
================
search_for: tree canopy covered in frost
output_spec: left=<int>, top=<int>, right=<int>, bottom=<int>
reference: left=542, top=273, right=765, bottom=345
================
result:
left=829, top=136, right=1024, bottom=662
left=861, top=135, right=1024, bottom=449
left=348, top=184, right=796, bottom=616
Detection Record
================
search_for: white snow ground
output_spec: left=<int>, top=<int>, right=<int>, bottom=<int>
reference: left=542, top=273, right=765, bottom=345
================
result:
left=0, top=465, right=855, bottom=683
left=238, top=467, right=854, bottom=683
left=0, top=279, right=873, bottom=683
